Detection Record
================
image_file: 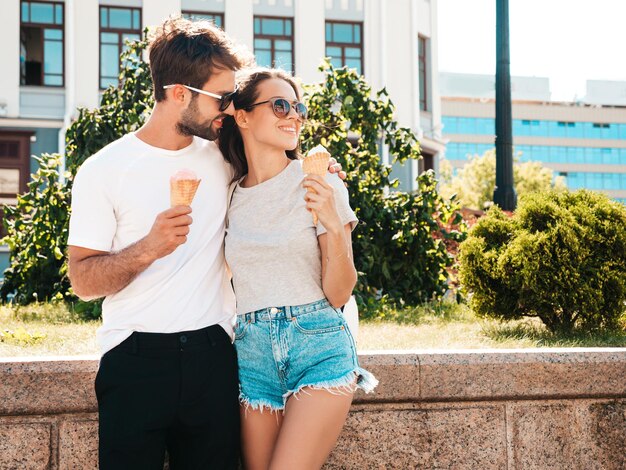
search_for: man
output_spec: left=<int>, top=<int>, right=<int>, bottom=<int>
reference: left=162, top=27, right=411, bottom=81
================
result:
left=68, top=17, right=343, bottom=470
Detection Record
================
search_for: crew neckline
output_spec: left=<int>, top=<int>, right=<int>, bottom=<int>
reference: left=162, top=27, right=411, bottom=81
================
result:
left=129, top=133, right=201, bottom=157
left=236, top=159, right=299, bottom=192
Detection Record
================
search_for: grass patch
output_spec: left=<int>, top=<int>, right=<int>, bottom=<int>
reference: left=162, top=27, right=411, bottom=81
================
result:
left=481, top=320, right=626, bottom=348
left=357, top=302, right=626, bottom=350
left=0, top=302, right=100, bottom=357
left=0, top=301, right=624, bottom=356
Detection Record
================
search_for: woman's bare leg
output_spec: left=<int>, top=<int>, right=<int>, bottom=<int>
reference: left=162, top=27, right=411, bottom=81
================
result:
left=268, top=388, right=353, bottom=470
left=240, top=405, right=284, bottom=470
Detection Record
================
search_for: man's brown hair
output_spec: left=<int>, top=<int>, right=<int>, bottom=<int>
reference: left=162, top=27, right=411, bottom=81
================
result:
left=149, top=17, right=250, bottom=102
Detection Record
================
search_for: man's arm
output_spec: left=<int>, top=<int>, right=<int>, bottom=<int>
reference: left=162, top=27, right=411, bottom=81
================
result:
left=68, top=206, right=193, bottom=300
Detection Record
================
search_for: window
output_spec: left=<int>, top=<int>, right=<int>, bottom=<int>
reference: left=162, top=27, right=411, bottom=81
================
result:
left=419, top=151, right=435, bottom=173
left=325, top=21, right=363, bottom=74
left=0, top=132, right=32, bottom=236
left=254, top=17, right=294, bottom=72
left=181, top=11, right=223, bottom=28
left=100, top=6, right=141, bottom=89
left=20, top=1, right=64, bottom=86
left=418, top=36, right=428, bottom=111
left=441, top=116, right=458, bottom=134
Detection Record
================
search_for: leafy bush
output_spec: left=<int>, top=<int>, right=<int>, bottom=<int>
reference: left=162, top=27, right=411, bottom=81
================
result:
left=1, top=34, right=152, bottom=318
left=302, top=62, right=466, bottom=311
left=459, top=190, right=626, bottom=333
left=0, top=154, right=71, bottom=304
left=1, top=38, right=464, bottom=316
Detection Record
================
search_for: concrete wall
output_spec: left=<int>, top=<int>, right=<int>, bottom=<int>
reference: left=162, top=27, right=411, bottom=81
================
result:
left=66, top=0, right=100, bottom=113
left=1, top=349, right=625, bottom=469
left=0, top=0, right=20, bottom=118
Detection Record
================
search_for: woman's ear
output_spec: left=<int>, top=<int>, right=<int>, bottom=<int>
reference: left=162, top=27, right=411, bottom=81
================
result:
left=234, top=109, right=249, bottom=129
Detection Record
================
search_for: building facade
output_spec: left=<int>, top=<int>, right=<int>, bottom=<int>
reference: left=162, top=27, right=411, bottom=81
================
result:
left=440, top=72, right=626, bottom=205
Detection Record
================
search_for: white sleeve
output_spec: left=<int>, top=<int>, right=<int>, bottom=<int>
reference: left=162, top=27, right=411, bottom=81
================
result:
left=67, top=159, right=117, bottom=252
left=316, top=174, right=358, bottom=236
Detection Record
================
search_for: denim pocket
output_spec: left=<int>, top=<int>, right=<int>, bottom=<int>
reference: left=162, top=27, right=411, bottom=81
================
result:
left=234, top=317, right=250, bottom=340
left=293, top=308, right=345, bottom=335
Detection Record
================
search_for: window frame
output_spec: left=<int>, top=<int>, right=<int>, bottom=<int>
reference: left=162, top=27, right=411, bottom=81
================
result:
left=253, top=15, right=295, bottom=73
left=418, top=35, right=428, bottom=112
left=20, top=0, right=65, bottom=87
left=181, top=10, right=224, bottom=28
left=324, top=20, right=363, bottom=75
left=99, top=5, right=142, bottom=90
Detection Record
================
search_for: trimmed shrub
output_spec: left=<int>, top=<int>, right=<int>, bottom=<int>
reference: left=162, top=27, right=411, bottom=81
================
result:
left=459, top=190, right=626, bottom=333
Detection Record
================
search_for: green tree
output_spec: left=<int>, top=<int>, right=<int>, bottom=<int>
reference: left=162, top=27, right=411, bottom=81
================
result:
left=1, top=37, right=464, bottom=316
left=439, top=149, right=566, bottom=210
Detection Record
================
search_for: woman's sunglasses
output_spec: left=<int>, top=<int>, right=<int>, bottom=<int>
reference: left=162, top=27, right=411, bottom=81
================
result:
left=163, top=84, right=238, bottom=112
left=246, top=98, right=308, bottom=121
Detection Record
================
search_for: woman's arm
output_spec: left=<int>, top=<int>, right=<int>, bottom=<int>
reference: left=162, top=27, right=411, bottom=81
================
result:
left=302, top=175, right=357, bottom=307
left=318, top=225, right=357, bottom=307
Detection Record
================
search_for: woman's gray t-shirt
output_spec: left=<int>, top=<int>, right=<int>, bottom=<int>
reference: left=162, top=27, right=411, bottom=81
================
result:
left=225, top=159, right=357, bottom=315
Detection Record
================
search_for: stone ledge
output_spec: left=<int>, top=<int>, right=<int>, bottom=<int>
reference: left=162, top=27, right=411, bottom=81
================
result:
left=0, top=357, right=99, bottom=416
left=1, top=348, right=625, bottom=416
left=356, top=348, right=626, bottom=403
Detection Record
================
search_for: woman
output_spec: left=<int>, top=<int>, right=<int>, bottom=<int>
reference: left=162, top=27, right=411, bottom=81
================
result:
left=218, top=67, right=377, bottom=470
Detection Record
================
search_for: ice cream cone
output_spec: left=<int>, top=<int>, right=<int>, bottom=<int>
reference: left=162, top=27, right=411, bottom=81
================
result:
left=303, top=145, right=331, bottom=224
left=170, top=169, right=201, bottom=207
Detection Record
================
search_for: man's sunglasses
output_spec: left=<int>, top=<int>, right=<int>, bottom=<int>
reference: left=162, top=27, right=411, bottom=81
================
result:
left=163, top=84, right=238, bottom=112
left=246, top=98, right=308, bottom=121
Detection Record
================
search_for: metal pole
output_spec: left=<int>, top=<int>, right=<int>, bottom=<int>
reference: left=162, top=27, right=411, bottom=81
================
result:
left=494, top=0, right=517, bottom=210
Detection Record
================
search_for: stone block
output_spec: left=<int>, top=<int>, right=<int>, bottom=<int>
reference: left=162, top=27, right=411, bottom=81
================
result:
left=419, top=349, right=626, bottom=402
left=0, top=357, right=98, bottom=416
left=508, top=399, right=626, bottom=470
left=58, top=420, right=99, bottom=470
left=326, top=404, right=507, bottom=469
left=353, top=352, right=420, bottom=403
left=0, top=423, right=50, bottom=470
left=583, top=399, right=626, bottom=470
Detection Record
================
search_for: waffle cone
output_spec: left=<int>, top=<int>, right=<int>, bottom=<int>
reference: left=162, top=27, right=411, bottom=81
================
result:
left=302, top=152, right=330, bottom=176
left=170, top=179, right=201, bottom=207
left=303, top=151, right=330, bottom=225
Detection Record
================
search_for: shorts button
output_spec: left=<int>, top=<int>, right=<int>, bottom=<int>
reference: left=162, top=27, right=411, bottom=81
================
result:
left=180, top=335, right=188, bottom=343
left=270, top=307, right=279, bottom=314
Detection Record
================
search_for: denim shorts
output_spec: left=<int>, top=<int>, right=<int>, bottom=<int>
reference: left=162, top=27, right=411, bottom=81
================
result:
left=234, top=298, right=378, bottom=412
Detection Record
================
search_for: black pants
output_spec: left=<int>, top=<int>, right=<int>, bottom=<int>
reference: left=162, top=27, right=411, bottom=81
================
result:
left=95, top=324, right=240, bottom=470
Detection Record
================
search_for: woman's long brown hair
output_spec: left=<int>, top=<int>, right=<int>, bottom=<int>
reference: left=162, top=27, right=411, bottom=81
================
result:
left=218, top=67, right=302, bottom=183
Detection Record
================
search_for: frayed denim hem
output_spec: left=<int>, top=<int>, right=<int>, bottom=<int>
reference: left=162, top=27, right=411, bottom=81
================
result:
left=283, top=367, right=379, bottom=405
left=354, top=367, right=379, bottom=394
left=239, top=391, right=284, bottom=415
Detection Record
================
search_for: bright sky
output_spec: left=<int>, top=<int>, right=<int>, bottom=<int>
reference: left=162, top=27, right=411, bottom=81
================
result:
left=437, top=0, right=626, bottom=101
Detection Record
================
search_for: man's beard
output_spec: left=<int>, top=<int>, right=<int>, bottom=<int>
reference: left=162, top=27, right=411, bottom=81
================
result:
left=176, top=96, right=222, bottom=141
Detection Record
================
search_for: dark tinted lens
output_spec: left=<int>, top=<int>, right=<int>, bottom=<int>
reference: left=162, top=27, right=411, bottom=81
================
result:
left=272, top=98, right=290, bottom=117
left=295, top=103, right=308, bottom=120
left=219, top=91, right=236, bottom=111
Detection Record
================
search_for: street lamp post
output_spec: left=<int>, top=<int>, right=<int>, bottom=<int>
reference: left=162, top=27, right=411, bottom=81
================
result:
left=494, top=0, right=517, bottom=211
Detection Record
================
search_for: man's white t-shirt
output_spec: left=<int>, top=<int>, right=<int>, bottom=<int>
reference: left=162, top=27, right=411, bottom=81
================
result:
left=68, top=133, right=236, bottom=356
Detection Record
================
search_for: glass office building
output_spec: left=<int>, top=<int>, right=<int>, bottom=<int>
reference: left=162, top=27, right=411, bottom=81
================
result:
left=440, top=73, right=626, bottom=204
